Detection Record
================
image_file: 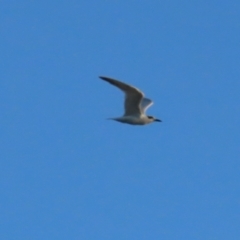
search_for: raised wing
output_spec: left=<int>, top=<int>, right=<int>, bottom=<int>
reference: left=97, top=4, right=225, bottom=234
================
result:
left=140, top=98, right=153, bottom=114
left=99, top=76, right=144, bottom=116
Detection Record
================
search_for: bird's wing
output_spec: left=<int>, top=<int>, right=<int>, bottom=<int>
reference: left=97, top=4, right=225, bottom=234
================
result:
left=99, top=76, right=144, bottom=116
left=140, top=98, right=153, bottom=114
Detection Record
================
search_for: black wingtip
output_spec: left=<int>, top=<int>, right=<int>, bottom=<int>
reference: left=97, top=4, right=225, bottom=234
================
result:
left=99, top=76, right=108, bottom=81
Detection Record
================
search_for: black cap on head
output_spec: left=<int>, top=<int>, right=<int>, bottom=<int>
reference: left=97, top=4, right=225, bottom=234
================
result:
left=148, top=116, right=162, bottom=122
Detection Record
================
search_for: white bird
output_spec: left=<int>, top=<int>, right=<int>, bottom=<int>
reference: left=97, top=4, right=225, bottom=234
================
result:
left=99, top=76, right=162, bottom=125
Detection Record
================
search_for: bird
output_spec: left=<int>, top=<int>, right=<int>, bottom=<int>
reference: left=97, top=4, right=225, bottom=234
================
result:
left=99, top=76, right=162, bottom=125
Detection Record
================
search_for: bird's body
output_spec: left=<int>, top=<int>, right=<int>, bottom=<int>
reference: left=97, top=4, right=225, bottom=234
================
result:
left=110, top=115, right=154, bottom=125
left=99, top=76, right=162, bottom=125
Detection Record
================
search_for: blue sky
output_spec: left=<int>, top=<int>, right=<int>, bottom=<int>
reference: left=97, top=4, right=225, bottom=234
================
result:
left=1, top=1, right=240, bottom=239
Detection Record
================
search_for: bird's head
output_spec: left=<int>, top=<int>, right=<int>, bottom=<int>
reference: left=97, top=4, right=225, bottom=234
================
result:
left=147, top=116, right=162, bottom=123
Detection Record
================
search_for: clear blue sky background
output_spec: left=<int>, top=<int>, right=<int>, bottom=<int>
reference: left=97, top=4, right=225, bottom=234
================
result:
left=1, top=1, right=240, bottom=239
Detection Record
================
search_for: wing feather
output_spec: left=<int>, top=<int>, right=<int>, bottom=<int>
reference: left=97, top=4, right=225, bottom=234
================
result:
left=140, top=98, right=153, bottom=114
left=99, top=76, right=144, bottom=116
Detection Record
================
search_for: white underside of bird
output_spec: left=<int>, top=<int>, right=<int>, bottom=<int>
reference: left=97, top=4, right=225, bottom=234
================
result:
left=99, top=76, right=162, bottom=125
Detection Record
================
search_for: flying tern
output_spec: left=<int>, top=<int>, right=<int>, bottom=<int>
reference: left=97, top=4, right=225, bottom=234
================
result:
left=99, top=76, right=162, bottom=125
